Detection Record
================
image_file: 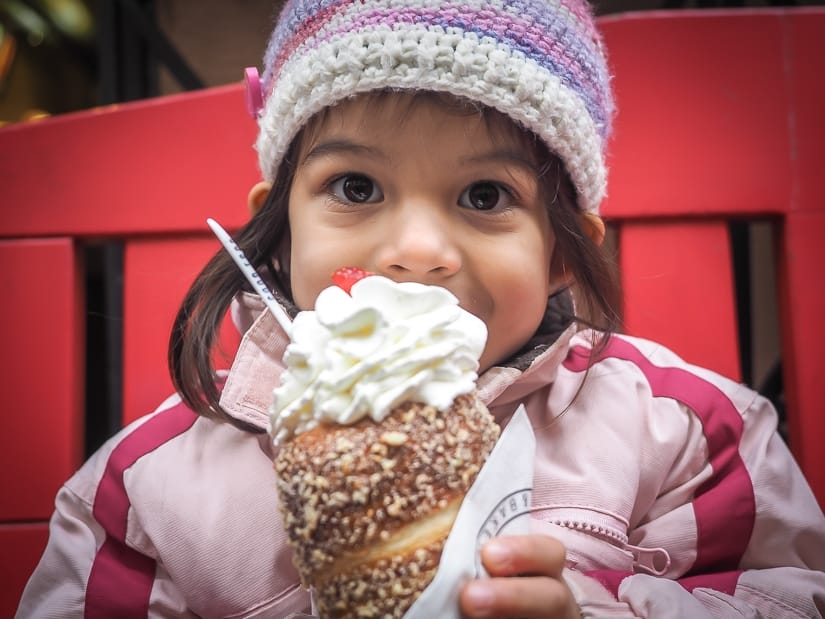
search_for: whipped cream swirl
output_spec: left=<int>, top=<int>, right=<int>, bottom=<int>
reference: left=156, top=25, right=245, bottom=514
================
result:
left=269, top=276, right=487, bottom=443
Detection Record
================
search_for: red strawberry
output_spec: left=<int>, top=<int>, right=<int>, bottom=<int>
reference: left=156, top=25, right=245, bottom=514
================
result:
left=331, top=266, right=373, bottom=294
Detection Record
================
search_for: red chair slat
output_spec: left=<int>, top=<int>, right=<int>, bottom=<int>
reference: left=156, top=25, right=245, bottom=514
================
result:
left=618, top=221, right=741, bottom=381
left=0, top=84, right=257, bottom=239
left=600, top=10, right=793, bottom=218
left=0, top=239, right=84, bottom=520
left=776, top=212, right=825, bottom=504
left=123, top=236, right=241, bottom=424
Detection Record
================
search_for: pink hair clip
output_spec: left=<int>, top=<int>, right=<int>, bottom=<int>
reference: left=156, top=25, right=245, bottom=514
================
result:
left=244, top=67, right=264, bottom=119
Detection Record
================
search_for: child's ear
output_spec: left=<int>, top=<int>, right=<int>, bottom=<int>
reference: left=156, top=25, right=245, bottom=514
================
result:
left=247, top=181, right=273, bottom=216
left=582, top=213, right=606, bottom=247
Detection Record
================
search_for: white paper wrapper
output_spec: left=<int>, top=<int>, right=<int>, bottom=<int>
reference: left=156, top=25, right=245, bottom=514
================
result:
left=403, top=404, right=535, bottom=618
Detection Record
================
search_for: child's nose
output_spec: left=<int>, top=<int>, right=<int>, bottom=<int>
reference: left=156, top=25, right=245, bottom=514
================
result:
left=375, top=204, right=462, bottom=278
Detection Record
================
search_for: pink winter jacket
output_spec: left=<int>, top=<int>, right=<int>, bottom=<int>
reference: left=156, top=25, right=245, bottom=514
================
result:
left=16, top=293, right=825, bottom=618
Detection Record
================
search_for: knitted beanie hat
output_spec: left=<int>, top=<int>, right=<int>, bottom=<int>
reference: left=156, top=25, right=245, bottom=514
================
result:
left=247, top=0, right=614, bottom=214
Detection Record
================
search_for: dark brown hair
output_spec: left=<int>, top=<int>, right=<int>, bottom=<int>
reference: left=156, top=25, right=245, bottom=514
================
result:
left=168, top=91, right=621, bottom=431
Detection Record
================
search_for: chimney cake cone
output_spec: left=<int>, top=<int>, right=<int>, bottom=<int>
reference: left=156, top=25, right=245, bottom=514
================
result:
left=270, top=269, right=499, bottom=618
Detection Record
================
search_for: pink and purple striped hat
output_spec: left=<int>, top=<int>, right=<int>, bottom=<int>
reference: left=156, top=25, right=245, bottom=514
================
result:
left=248, top=0, right=614, bottom=213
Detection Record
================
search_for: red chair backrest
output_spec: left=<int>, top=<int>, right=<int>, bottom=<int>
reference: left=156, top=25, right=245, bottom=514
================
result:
left=0, top=85, right=253, bottom=617
left=599, top=8, right=824, bottom=512
left=1, top=8, right=822, bottom=616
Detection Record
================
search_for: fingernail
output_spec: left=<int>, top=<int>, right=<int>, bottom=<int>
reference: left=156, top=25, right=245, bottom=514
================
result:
left=484, top=538, right=511, bottom=567
left=464, top=581, right=494, bottom=615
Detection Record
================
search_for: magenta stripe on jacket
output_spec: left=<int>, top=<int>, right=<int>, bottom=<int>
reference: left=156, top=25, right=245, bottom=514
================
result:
left=564, top=337, right=756, bottom=575
left=85, top=401, right=198, bottom=619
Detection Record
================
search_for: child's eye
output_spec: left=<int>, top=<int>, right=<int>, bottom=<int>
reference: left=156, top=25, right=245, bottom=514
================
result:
left=458, top=181, right=513, bottom=211
left=329, top=174, right=384, bottom=204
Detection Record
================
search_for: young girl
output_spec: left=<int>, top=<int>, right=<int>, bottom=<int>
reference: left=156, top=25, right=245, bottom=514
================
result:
left=17, top=0, right=825, bottom=618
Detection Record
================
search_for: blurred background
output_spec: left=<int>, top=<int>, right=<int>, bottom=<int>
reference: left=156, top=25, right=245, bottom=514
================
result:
left=0, top=0, right=274, bottom=122
left=3, top=0, right=822, bottom=123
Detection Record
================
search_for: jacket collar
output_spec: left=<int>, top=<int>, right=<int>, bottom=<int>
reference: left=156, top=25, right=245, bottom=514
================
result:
left=218, top=292, right=576, bottom=432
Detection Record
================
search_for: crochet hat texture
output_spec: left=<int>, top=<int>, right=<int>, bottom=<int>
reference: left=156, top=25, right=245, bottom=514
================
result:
left=251, top=0, right=614, bottom=213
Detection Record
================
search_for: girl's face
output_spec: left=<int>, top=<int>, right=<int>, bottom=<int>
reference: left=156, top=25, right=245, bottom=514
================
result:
left=287, top=94, right=566, bottom=371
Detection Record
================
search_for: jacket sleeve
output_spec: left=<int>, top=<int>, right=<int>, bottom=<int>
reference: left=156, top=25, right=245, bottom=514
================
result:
left=567, top=393, right=825, bottom=618
left=16, top=479, right=199, bottom=619
left=14, top=420, right=198, bottom=619
left=16, top=482, right=105, bottom=618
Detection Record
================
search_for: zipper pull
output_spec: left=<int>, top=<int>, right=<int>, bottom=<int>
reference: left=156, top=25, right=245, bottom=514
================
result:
left=625, top=542, right=671, bottom=576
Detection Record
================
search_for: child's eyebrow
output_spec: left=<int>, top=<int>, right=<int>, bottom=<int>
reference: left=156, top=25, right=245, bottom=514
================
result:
left=301, top=139, right=385, bottom=164
left=301, top=141, right=539, bottom=177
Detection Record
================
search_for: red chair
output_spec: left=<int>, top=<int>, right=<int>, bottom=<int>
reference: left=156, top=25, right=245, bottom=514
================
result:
left=599, top=7, right=824, bottom=513
left=1, top=7, right=822, bottom=616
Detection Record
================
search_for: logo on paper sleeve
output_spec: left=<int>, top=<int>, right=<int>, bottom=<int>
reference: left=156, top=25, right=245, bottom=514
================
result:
left=474, top=488, right=532, bottom=576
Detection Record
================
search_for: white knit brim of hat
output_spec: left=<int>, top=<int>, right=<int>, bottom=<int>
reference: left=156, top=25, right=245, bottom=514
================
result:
left=256, top=25, right=607, bottom=213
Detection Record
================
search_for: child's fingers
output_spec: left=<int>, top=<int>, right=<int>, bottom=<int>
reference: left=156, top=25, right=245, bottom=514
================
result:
left=460, top=575, right=578, bottom=619
left=480, top=535, right=567, bottom=578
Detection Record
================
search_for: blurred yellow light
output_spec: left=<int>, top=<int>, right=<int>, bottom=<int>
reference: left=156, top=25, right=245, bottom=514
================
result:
left=41, top=0, right=94, bottom=41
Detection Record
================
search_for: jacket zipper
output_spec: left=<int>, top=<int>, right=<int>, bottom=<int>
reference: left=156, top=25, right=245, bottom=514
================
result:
left=552, top=518, right=671, bottom=576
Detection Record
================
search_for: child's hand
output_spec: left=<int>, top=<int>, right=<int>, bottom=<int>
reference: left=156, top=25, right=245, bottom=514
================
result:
left=459, top=535, right=581, bottom=619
